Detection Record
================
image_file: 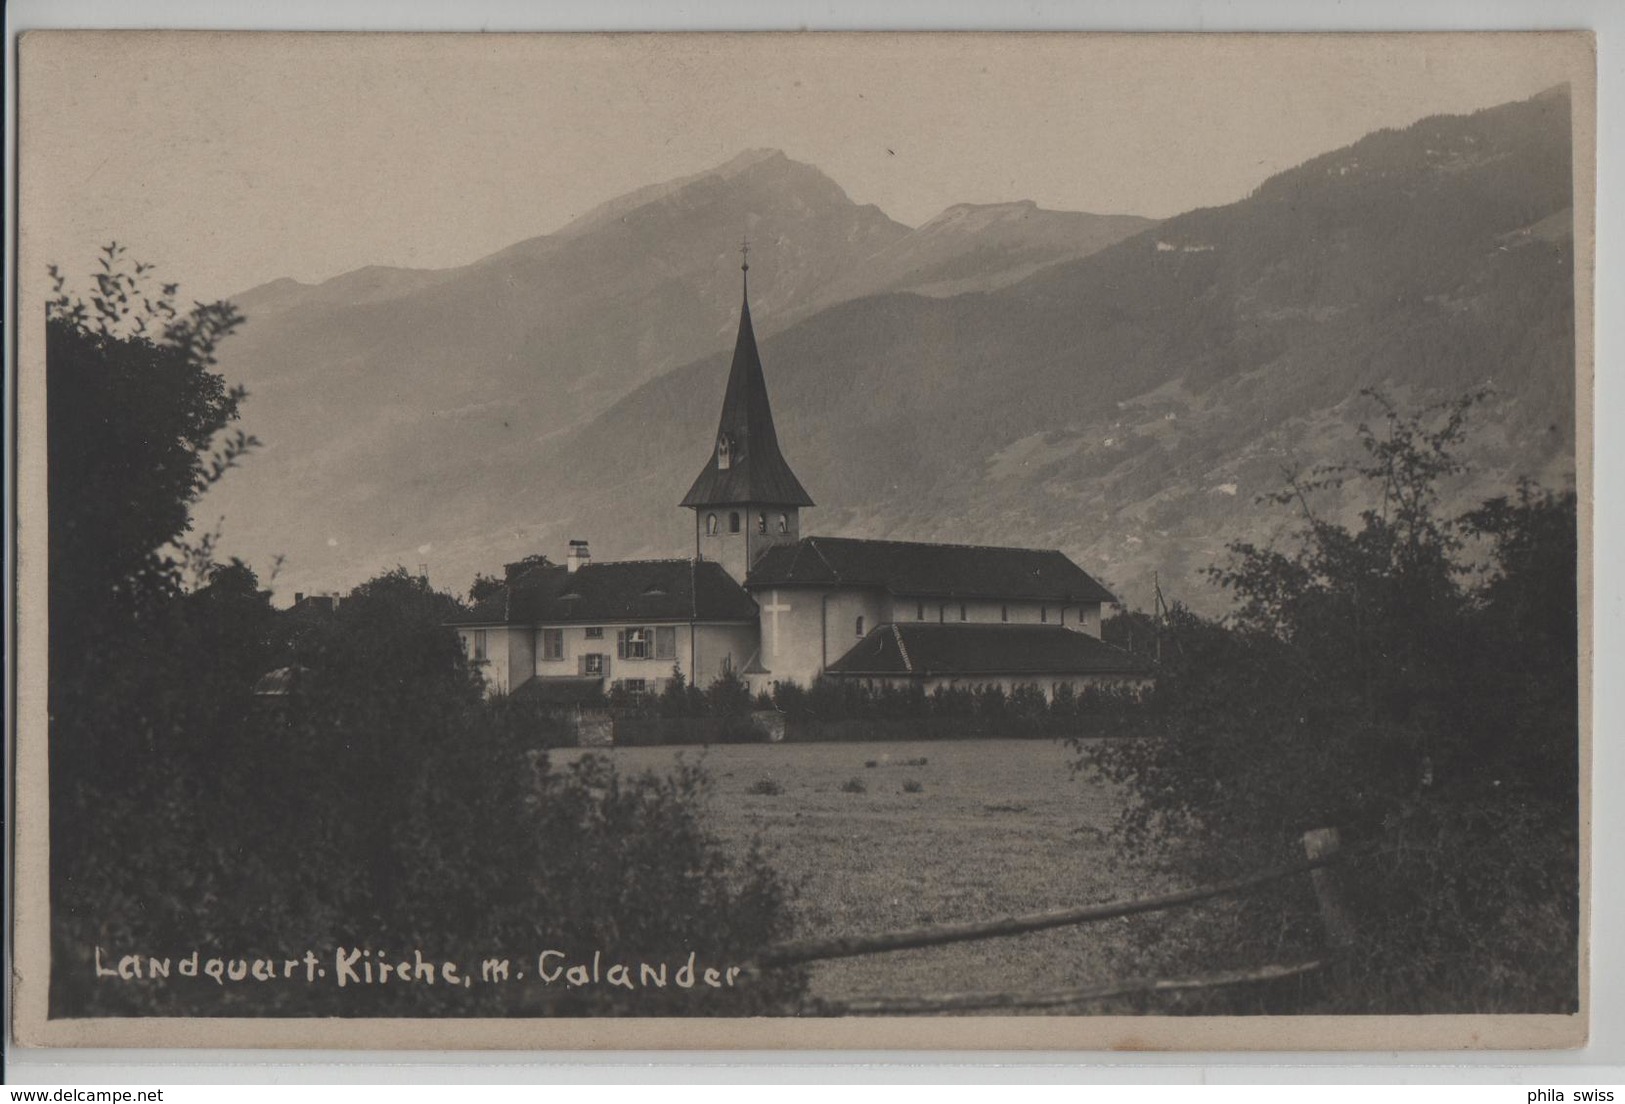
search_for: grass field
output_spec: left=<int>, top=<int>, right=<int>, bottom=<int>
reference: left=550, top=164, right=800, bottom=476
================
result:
left=559, top=738, right=1164, bottom=1008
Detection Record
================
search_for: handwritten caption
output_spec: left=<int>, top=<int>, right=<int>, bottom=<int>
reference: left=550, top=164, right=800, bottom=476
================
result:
left=93, top=947, right=745, bottom=992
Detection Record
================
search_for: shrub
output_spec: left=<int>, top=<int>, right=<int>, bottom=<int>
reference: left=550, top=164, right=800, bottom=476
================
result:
left=1075, top=392, right=1579, bottom=1013
left=44, top=250, right=806, bottom=1017
left=706, top=668, right=753, bottom=716
left=839, top=778, right=867, bottom=794
left=659, top=664, right=695, bottom=718
left=478, top=691, right=578, bottom=748
left=747, top=778, right=785, bottom=796
left=902, top=779, right=924, bottom=794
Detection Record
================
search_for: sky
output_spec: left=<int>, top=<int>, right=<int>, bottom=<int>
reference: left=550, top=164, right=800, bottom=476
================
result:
left=19, top=32, right=1586, bottom=302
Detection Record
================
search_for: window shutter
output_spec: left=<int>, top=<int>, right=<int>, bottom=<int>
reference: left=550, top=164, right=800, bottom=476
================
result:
left=617, top=630, right=627, bottom=659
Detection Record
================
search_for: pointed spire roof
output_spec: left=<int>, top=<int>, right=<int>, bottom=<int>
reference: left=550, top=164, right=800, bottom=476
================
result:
left=681, top=253, right=814, bottom=509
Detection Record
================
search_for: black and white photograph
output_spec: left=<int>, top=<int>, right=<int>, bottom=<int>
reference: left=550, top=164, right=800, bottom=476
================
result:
left=11, top=30, right=1593, bottom=1050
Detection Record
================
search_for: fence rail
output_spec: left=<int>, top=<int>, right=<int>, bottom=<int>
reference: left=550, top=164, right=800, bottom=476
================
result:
left=760, top=828, right=1357, bottom=1016
left=819, top=959, right=1326, bottom=1017
left=758, top=847, right=1349, bottom=969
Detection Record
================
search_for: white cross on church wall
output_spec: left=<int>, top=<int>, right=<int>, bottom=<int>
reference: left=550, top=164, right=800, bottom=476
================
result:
left=761, top=589, right=791, bottom=660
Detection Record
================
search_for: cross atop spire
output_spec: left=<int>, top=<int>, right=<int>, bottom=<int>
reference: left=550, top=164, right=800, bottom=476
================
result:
left=739, top=235, right=750, bottom=272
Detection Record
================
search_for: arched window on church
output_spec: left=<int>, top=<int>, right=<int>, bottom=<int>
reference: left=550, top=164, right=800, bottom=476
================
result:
left=729, top=512, right=741, bottom=533
left=777, top=513, right=789, bottom=533
left=855, top=615, right=865, bottom=638
left=705, top=513, right=718, bottom=536
left=757, top=512, right=767, bottom=534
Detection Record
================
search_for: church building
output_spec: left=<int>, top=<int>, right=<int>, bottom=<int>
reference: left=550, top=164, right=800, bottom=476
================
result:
left=451, top=253, right=1149, bottom=699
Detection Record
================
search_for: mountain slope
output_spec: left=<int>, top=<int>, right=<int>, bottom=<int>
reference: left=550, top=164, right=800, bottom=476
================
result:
left=483, top=88, right=1575, bottom=616
left=206, top=152, right=1154, bottom=598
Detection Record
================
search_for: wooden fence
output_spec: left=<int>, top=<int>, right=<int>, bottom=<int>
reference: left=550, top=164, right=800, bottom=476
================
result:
left=756, top=828, right=1356, bottom=1016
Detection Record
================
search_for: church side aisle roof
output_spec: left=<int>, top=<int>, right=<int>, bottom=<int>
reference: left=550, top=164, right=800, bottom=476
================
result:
left=680, top=283, right=815, bottom=509
left=826, top=622, right=1152, bottom=678
left=745, top=536, right=1118, bottom=604
left=449, top=559, right=758, bottom=625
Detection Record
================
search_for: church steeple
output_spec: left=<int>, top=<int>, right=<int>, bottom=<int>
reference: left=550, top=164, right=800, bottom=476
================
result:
left=683, top=246, right=813, bottom=579
left=680, top=248, right=814, bottom=511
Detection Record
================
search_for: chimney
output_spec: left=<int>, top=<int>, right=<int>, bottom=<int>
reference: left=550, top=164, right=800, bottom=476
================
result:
left=294, top=592, right=305, bottom=605
left=567, top=539, right=591, bottom=574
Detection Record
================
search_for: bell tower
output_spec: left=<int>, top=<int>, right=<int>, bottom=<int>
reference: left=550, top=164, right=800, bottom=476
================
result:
left=681, top=241, right=814, bottom=582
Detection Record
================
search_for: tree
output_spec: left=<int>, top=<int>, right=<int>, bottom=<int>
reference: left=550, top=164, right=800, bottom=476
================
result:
left=44, top=250, right=803, bottom=1016
left=1076, top=391, right=1580, bottom=1013
left=47, top=244, right=255, bottom=627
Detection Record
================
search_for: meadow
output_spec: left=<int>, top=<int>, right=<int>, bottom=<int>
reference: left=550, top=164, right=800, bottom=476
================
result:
left=559, top=738, right=1168, bottom=1008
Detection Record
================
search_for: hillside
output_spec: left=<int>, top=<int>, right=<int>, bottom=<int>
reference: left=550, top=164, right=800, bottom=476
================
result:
left=484, top=88, right=1576, bottom=615
left=207, top=151, right=1151, bottom=600
left=208, top=89, right=1575, bottom=616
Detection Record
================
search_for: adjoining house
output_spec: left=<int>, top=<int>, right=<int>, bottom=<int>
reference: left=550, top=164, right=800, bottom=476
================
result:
left=448, top=549, right=758, bottom=697
left=453, top=250, right=1149, bottom=702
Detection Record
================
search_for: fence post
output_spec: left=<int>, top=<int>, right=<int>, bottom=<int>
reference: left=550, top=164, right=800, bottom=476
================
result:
left=1300, top=827, right=1355, bottom=951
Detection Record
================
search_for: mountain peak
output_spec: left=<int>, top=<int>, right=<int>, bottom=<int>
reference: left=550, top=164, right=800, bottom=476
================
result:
left=553, top=148, right=842, bottom=241
left=715, top=148, right=789, bottom=176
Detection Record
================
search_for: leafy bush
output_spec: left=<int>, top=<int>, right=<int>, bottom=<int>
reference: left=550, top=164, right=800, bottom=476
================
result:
left=705, top=668, right=754, bottom=716
left=1076, top=391, right=1579, bottom=1013
left=45, top=251, right=804, bottom=1018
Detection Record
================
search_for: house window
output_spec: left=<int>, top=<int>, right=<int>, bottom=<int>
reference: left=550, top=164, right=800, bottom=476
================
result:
left=1001, top=605, right=1009, bottom=622
left=705, top=514, right=718, bottom=536
left=585, top=626, right=604, bottom=640
left=541, top=628, right=564, bottom=661
left=1041, top=607, right=1048, bottom=624
left=777, top=513, right=789, bottom=533
left=917, top=601, right=925, bottom=620
left=960, top=604, right=967, bottom=622
left=619, top=627, right=651, bottom=660
left=757, top=511, right=767, bottom=534
left=472, top=630, right=488, bottom=661
left=581, top=653, right=605, bottom=677
left=623, top=678, right=648, bottom=696
left=855, top=616, right=865, bottom=637
left=1060, top=607, right=1066, bottom=626
left=655, top=626, right=677, bottom=661
left=729, top=512, right=741, bottom=533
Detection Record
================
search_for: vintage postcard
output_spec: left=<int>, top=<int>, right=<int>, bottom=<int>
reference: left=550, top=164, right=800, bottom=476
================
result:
left=11, top=31, right=1594, bottom=1050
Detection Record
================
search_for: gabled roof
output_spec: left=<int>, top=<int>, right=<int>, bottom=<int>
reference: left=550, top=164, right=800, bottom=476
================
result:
left=745, top=536, right=1117, bottom=604
left=825, top=623, right=1152, bottom=678
left=448, top=559, right=758, bottom=626
left=679, top=278, right=814, bottom=509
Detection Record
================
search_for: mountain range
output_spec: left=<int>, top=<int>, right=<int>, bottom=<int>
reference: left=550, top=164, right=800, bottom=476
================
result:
left=207, top=88, right=1576, bottom=616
